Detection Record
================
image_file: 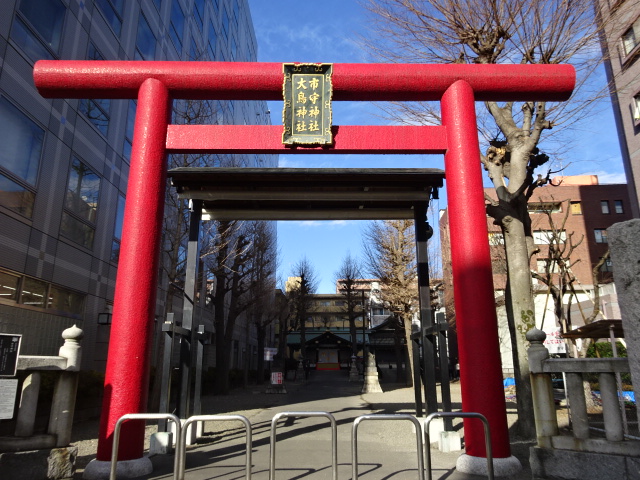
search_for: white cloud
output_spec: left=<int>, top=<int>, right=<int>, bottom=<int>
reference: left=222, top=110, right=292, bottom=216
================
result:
left=277, top=156, right=304, bottom=168
left=590, top=171, right=628, bottom=184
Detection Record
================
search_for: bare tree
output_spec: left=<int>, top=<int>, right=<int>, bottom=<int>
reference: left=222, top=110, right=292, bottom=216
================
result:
left=363, top=220, right=417, bottom=385
left=206, top=220, right=249, bottom=393
left=361, top=0, right=606, bottom=439
left=573, top=253, right=610, bottom=358
left=204, top=219, right=279, bottom=393
left=335, top=253, right=364, bottom=357
left=530, top=200, right=584, bottom=334
left=243, top=221, right=279, bottom=384
left=288, top=258, right=319, bottom=362
left=148, top=95, right=224, bottom=410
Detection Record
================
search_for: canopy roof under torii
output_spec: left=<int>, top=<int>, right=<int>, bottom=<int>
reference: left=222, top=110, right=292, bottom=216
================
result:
left=167, top=167, right=445, bottom=221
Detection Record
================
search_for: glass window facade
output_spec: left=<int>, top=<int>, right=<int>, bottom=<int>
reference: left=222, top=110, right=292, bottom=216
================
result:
left=65, top=159, right=100, bottom=223
left=111, top=194, right=126, bottom=263
left=169, top=0, right=185, bottom=53
left=123, top=100, right=137, bottom=160
left=622, top=16, right=640, bottom=56
left=0, top=268, right=84, bottom=316
left=21, top=276, right=48, bottom=308
left=533, top=230, right=566, bottom=245
left=79, top=99, right=110, bottom=135
left=48, top=285, right=85, bottom=314
left=614, top=200, right=624, bottom=213
left=95, top=0, right=124, bottom=36
left=594, top=229, right=608, bottom=243
left=0, top=271, right=20, bottom=303
left=233, top=0, right=240, bottom=26
left=194, top=0, right=205, bottom=30
left=231, top=35, right=237, bottom=60
left=0, top=0, right=277, bottom=363
left=208, top=20, right=217, bottom=59
left=61, top=158, right=100, bottom=249
left=222, top=8, right=230, bottom=36
left=12, top=0, right=66, bottom=60
left=0, top=96, right=43, bottom=217
left=80, top=44, right=110, bottom=135
left=135, top=13, right=156, bottom=60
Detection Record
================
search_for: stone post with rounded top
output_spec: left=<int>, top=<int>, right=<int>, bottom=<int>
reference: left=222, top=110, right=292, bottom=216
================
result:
left=527, top=328, right=558, bottom=448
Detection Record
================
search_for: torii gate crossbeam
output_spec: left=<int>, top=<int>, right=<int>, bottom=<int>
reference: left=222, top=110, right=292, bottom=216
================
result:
left=34, top=60, right=574, bottom=477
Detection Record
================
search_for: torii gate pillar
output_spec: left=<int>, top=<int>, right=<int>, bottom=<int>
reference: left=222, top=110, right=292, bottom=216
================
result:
left=442, top=80, right=521, bottom=474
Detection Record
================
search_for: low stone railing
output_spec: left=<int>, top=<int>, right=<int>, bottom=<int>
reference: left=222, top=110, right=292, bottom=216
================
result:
left=0, top=325, right=83, bottom=452
left=527, top=328, right=640, bottom=458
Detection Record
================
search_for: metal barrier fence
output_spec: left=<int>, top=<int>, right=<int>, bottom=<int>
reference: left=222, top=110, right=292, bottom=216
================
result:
left=352, top=414, right=426, bottom=480
left=269, top=411, right=338, bottom=480
left=178, top=414, right=252, bottom=480
left=423, top=412, right=494, bottom=480
left=110, top=410, right=494, bottom=479
left=110, top=413, right=181, bottom=480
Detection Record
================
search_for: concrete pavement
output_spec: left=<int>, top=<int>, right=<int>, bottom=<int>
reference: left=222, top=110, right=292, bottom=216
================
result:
left=76, top=369, right=532, bottom=479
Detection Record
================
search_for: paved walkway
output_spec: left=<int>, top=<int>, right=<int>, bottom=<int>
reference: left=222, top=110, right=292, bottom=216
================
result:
left=73, top=369, right=532, bottom=479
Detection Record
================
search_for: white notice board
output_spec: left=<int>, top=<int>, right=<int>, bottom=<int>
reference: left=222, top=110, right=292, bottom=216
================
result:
left=0, top=378, right=18, bottom=419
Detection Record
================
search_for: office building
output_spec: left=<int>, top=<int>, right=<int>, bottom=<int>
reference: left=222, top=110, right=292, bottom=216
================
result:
left=597, top=0, right=640, bottom=218
left=0, top=0, right=275, bottom=371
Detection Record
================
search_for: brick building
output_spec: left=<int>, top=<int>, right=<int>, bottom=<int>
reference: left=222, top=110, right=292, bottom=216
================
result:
left=440, top=176, right=633, bottom=371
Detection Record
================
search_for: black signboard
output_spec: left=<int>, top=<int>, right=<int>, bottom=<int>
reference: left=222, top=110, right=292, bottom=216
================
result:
left=0, top=334, right=22, bottom=377
left=282, top=63, right=333, bottom=145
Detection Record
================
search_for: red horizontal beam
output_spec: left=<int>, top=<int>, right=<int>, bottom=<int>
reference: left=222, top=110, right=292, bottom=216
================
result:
left=34, top=61, right=575, bottom=102
left=165, top=125, right=448, bottom=154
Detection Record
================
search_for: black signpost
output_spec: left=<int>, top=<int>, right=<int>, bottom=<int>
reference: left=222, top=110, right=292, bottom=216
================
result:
left=0, top=333, right=21, bottom=377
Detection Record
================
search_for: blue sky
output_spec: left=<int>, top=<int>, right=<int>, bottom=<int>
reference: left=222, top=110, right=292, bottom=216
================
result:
left=247, top=0, right=627, bottom=293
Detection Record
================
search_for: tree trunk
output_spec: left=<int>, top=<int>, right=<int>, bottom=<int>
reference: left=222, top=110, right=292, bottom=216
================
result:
left=394, top=321, right=404, bottom=382
left=300, top=311, right=307, bottom=360
left=503, top=216, right=537, bottom=440
left=349, top=317, right=358, bottom=357
left=243, top=325, right=250, bottom=388
left=277, top=313, right=287, bottom=359
left=214, top=278, right=230, bottom=394
left=257, top=325, right=266, bottom=384
left=403, top=315, right=414, bottom=387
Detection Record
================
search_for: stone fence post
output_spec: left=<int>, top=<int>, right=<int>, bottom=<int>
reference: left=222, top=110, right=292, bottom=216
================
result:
left=49, top=325, right=83, bottom=446
left=608, top=219, right=640, bottom=423
left=526, top=328, right=558, bottom=448
left=11, top=325, right=83, bottom=448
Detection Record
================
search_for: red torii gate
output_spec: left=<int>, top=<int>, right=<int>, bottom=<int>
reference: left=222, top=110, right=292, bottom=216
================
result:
left=34, top=61, right=574, bottom=475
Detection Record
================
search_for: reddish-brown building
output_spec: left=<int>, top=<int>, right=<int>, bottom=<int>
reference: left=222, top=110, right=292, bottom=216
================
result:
left=442, top=176, right=632, bottom=291
left=440, top=176, right=633, bottom=370
left=490, top=176, right=632, bottom=287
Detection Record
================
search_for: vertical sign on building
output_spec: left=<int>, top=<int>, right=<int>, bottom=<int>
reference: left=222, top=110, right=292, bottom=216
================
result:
left=0, top=334, right=21, bottom=420
left=0, top=334, right=21, bottom=377
left=282, top=63, right=333, bottom=145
